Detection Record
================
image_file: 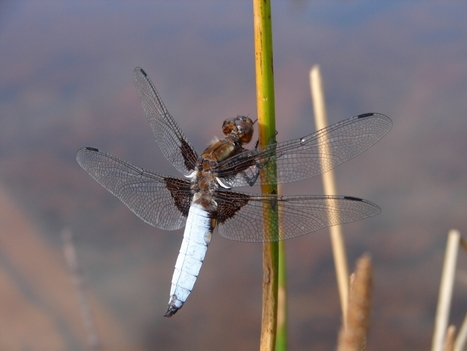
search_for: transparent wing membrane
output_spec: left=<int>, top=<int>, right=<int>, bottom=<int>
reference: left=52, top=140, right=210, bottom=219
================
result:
left=217, top=192, right=380, bottom=242
left=217, top=113, right=392, bottom=187
left=77, top=147, right=191, bottom=230
left=133, top=68, right=199, bottom=175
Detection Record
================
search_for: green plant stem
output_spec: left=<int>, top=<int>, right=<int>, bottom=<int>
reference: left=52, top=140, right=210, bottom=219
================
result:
left=276, top=240, right=287, bottom=351
left=252, top=0, right=283, bottom=350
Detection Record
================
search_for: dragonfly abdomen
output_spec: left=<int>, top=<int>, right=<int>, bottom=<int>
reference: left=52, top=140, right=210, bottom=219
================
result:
left=165, top=203, right=214, bottom=317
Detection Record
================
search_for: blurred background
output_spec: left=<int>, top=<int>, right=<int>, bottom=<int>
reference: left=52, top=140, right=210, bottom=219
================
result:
left=1, top=1, right=467, bottom=350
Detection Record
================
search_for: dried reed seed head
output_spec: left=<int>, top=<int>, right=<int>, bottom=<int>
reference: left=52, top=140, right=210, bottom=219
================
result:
left=336, top=254, right=373, bottom=351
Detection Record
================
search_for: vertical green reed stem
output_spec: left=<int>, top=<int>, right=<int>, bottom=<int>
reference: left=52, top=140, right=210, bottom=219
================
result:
left=252, top=1, right=286, bottom=350
left=276, top=239, right=287, bottom=351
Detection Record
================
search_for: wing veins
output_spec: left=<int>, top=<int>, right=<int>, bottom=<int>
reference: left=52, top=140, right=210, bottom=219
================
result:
left=215, top=113, right=392, bottom=187
left=76, top=147, right=191, bottom=230
left=216, top=192, right=380, bottom=242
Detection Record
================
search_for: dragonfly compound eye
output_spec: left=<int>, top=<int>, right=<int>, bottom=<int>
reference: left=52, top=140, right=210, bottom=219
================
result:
left=234, top=116, right=254, bottom=144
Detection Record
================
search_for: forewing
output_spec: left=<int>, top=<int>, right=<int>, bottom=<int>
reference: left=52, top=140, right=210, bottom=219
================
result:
left=216, top=113, right=392, bottom=187
left=76, top=147, right=192, bottom=230
left=216, top=191, right=380, bottom=242
left=133, top=67, right=198, bottom=175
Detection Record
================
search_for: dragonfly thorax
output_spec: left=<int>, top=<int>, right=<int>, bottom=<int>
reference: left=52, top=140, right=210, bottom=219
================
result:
left=191, top=167, right=219, bottom=198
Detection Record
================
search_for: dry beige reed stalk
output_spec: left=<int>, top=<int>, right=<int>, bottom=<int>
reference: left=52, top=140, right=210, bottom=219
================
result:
left=62, top=229, right=101, bottom=350
left=442, top=325, right=456, bottom=351
left=455, top=313, right=467, bottom=351
left=336, top=254, right=373, bottom=351
left=433, top=229, right=461, bottom=351
left=310, top=65, right=349, bottom=324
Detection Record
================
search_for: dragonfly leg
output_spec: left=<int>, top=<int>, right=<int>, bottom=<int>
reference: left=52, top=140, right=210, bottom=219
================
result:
left=246, top=133, right=278, bottom=186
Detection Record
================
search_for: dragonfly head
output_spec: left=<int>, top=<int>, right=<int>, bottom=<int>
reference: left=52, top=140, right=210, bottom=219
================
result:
left=222, top=115, right=254, bottom=145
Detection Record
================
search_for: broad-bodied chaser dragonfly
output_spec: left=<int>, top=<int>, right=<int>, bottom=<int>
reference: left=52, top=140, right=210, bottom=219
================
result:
left=77, top=67, right=392, bottom=317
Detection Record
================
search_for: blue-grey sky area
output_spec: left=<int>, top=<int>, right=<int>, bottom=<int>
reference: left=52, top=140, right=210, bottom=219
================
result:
left=0, top=2, right=466, bottom=350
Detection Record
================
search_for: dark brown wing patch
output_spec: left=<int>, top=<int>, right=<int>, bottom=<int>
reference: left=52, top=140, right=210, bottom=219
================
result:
left=216, top=190, right=250, bottom=224
left=165, top=177, right=192, bottom=217
left=180, top=138, right=198, bottom=172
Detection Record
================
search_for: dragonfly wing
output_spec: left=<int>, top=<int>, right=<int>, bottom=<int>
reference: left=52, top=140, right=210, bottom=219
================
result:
left=217, top=113, right=392, bottom=187
left=216, top=191, right=380, bottom=242
left=76, top=147, right=192, bottom=230
left=133, top=67, right=199, bottom=176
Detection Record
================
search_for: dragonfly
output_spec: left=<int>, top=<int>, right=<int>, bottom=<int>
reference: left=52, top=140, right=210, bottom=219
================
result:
left=76, top=67, right=392, bottom=317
